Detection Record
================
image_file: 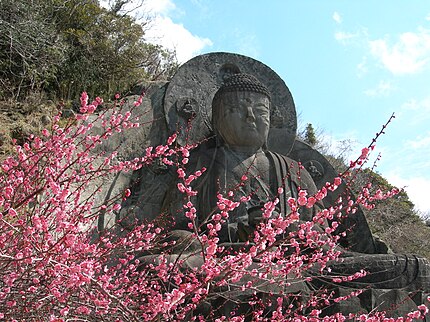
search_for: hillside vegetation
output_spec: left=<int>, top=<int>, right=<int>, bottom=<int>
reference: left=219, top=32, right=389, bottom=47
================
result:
left=355, top=168, right=430, bottom=257
left=302, top=124, right=430, bottom=259
left=0, top=0, right=177, bottom=154
left=0, top=0, right=177, bottom=101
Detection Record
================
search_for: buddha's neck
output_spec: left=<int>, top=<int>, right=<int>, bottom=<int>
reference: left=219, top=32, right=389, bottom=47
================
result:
left=224, top=145, right=264, bottom=157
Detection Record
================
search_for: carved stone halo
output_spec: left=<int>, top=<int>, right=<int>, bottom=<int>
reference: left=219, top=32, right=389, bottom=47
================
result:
left=163, top=52, right=297, bottom=154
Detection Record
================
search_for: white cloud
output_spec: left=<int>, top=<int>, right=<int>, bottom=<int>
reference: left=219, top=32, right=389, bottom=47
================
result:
left=369, top=28, right=430, bottom=74
left=385, top=173, right=430, bottom=213
left=100, top=0, right=212, bottom=63
left=100, top=0, right=175, bottom=15
left=143, top=0, right=212, bottom=63
left=401, top=97, right=430, bottom=111
left=357, top=56, right=368, bottom=77
left=143, top=0, right=176, bottom=15
left=230, top=28, right=261, bottom=59
left=364, top=80, right=394, bottom=97
left=335, top=25, right=430, bottom=75
left=334, top=28, right=369, bottom=46
left=426, top=13, right=430, bottom=21
left=401, top=98, right=420, bottom=111
left=399, top=96, right=430, bottom=125
left=144, top=16, right=212, bottom=63
left=333, top=12, right=342, bottom=24
left=406, top=135, right=430, bottom=149
left=334, top=31, right=359, bottom=43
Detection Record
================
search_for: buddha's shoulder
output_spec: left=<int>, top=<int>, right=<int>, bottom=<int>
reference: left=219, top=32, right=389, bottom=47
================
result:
left=264, top=151, right=300, bottom=167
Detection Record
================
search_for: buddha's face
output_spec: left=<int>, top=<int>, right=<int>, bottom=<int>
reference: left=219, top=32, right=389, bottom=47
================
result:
left=215, top=91, right=270, bottom=150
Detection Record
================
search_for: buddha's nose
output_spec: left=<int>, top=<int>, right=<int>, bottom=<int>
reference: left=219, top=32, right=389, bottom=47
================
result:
left=246, top=106, right=255, bottom=123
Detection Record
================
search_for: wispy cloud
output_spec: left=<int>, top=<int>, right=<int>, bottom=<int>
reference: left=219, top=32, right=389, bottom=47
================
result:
left=357, top=56, right=368, bottom=77
left=334, top=31, right=359, bottom=43
left=405, top=134, right=430, bottom=149
left=143, top=0, right=176, bottom=15
left=401, top=97, right=430, bottom=112
left=369, top=27, right=430, bottom=74
left=334, top=27, right=368, bottom=46
left=334, top=19, right=430, bottom=75
left=364, top=80, right=395, bottom=97
left=384, top=172, right=430, bottom=213
left=332, top=11, right=342, bottom=24
left=230, top=28, right=260, bottom=59
left=144, top=16, right=212, bottom=62
left=399, top=96, right=430, bottom=126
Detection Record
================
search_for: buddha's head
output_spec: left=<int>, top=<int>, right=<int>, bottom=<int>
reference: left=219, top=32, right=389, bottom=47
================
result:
left=212, top=74, right=271, bottom=151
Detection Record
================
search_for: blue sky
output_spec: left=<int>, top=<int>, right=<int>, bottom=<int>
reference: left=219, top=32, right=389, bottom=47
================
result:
left=109, top=0, right=430, bottom=214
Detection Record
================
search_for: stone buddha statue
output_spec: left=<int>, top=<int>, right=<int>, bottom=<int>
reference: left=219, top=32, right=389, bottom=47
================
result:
left=163, top=73, right=319, bottom=243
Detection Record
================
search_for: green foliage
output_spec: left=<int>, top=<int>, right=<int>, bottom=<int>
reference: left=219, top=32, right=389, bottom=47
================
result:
left=304, top=123, right=317, bottom=146
left=0, top=0, right=67, bottom=99
left=0, top=0, right=178, bottom=101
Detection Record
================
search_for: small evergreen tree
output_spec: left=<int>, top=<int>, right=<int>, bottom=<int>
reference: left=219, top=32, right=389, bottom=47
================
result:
left=304, top=122, right=317, bottom=146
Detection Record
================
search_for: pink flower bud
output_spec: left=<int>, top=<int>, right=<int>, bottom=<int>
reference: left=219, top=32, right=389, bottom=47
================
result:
left=8, top=208, right=17, bottom=217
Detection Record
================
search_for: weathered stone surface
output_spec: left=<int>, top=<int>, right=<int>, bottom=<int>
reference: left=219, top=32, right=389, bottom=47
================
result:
left=163, top=52, right=296, bottom=153
left=84, top=81, right=170, bottom=230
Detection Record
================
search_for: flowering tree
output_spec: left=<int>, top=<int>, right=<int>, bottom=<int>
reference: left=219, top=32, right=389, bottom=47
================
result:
left=0, top=93, right=428, bottom=321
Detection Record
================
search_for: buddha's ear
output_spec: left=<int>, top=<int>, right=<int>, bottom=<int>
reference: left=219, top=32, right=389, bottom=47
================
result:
left=262, top=101, right=270, bottom=151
